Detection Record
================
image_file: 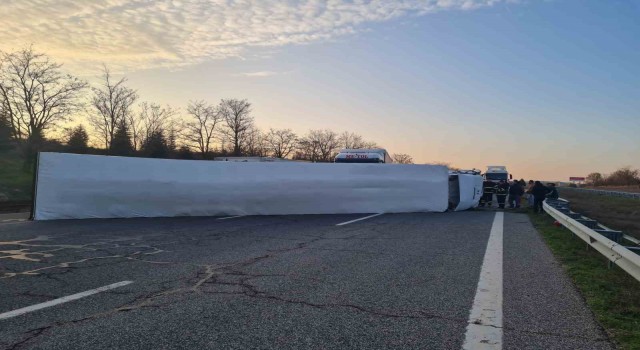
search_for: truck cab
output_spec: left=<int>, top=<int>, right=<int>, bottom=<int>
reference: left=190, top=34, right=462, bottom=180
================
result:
left=484, top=165, right=510, bottom=183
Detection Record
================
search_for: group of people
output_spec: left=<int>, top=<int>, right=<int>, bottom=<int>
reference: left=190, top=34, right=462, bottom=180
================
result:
left=479, top=179, right=559, bottom=213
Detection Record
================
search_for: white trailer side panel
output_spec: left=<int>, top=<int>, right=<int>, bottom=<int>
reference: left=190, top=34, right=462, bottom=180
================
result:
left=34, top=153, right=449, bottom=220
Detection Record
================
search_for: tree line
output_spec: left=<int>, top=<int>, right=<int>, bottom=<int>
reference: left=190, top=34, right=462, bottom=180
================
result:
left=0, top=47, right=414, bottom=168
left=586, top=167, right=640, bottom=187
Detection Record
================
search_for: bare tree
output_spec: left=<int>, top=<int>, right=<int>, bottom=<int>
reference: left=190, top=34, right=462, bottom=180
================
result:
left=0, top=47, right=87, bottom=163
left=603, top=167, right=640, bottom=186
left=296, top=129, right=340, bottom=162
left=89, top=66, right=137, bottom=152
left=392, top=153, right=413, bottom=164
left=338, top=131, right=362, bottom=149
left=360, top=141, right=379, bottom=149
left=127, top=112, right=143, bottom=151
left=317, top=130, right=341, bottom=162
left=586, top=172, right=603, bottom=186
left=338, top=131, right=378, bottom=149
left=294, top=137, right=320, bottom=162
left=219, top=99, right=253, bottom=156
left=265, top=128, right=297, bottom=158
left=133, top=102, right=179, bottom=149
left=243, top=126, right=268, bottom=157
left=184, top=100, right=219, bottom=159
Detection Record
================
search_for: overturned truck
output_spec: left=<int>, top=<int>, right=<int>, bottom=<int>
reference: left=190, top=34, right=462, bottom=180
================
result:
left=32, top=153, right=483, bottom=220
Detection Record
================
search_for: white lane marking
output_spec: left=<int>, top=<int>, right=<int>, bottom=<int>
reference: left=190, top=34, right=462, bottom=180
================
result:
left=1, top=219, right=27, bottom=223
left=336, top=213, right=383, bottom=226
left=217, top=215, right=245, bottom=220
left=0, top=281, right=133, bottom=320
left=463, top=212, right=503, bottom=350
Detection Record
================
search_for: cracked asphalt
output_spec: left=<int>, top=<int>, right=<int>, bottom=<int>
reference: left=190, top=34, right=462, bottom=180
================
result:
left=0, top=211, right=613, bottom=349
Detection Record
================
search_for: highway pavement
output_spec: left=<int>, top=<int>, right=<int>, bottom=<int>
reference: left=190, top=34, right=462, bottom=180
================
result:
left=0, top=211, right=613, bottom=349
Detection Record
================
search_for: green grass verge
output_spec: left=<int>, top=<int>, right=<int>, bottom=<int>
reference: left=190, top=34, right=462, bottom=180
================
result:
left=0, top=151, right=33, bottom=201
left=529, top=212, right=640, bottom=349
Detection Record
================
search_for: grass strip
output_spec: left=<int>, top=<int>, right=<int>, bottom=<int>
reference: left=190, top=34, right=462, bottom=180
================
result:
left=0, top=152, right=33, bottom=201
left=529, top=212, right=640, bottom=349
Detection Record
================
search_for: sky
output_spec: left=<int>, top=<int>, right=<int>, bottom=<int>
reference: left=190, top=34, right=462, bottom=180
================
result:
left=1, top=0, right=639, bottom=180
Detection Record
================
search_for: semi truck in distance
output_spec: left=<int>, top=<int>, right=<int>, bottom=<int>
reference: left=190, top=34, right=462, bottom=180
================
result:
left=334, top=149, right=393, bottom=164
left=484, top=165, right=511, bottom=183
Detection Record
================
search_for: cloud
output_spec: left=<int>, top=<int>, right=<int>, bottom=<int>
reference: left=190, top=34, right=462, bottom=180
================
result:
left=0, top=0, right=511, bottom=73
left=239, top=71, right=280, bottom=77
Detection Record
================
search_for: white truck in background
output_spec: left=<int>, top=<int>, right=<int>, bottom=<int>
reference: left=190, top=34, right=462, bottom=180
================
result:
left=334, top=149, right=394, bottom=164
left=484, top=165, right=511, bottom=183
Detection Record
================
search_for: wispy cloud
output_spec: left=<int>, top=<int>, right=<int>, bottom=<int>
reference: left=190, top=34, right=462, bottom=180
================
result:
left=0, top=0, right=511, bottom=73
left=239, top=71, right=280, bottom=77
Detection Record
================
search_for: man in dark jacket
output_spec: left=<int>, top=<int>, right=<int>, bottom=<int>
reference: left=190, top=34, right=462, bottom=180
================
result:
left=530, top=181, right=549, bottom=213
left=495, top=180, right=509, bottom=209
left=546, top=183, right=559, bottom=199
left=508, top=181, right=525, bottom=208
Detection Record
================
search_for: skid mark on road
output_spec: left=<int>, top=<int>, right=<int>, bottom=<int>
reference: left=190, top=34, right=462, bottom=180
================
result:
left=463, top=212, right=503, bottom=350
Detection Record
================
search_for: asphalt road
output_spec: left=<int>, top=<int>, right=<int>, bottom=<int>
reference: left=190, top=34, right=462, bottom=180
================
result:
left=0, top=211, right=613, bottom=349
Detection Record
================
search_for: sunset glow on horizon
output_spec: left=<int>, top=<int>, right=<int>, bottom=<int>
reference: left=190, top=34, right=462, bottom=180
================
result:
left=1, top=0, right=638, bottom=180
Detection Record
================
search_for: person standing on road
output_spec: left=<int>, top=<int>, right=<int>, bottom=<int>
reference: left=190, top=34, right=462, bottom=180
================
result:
left=495, top=180, right=509, bottom=209
left=508, top=180, right=524, bottom=208
left=531, top=181, right=549, bottom=213
left=526, top=180, right=535, bottom=207
left=480, top=180, right=494, bottom=207
left=546, top=183, right=559, bottom=199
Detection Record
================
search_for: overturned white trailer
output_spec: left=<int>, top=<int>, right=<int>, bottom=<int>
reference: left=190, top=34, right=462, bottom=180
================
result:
left=32, top=153, right=482, bottom=220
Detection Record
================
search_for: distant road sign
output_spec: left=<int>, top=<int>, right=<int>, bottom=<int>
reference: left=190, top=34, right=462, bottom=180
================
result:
left=569, top=177, right=586, bottom=181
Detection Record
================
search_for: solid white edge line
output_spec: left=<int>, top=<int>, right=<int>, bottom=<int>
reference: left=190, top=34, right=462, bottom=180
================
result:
left=336, top=213, right=383, bottom=226
left=0, top=281, right=133, bottom=320
left=462, top=212, right=503, bottom=350
left=216, top=215, right=245, bottom=220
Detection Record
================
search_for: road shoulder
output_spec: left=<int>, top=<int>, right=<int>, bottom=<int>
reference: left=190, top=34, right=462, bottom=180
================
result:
left=502, top=212, right=613, bottom=350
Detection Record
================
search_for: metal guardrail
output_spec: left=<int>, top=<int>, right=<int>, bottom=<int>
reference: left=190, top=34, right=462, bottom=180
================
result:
left=544, top=199, right=640, bottom=282
left=561, top=187, right=640, bottom=199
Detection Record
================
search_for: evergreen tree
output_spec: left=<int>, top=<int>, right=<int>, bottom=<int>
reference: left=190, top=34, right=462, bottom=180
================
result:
left=141, top=130, right=169, bottom=158
left=176, top=146, right=194, bottom=160
left=110, top=121, right=134, bottom=156
left=66, top=125, right=89, bottom=154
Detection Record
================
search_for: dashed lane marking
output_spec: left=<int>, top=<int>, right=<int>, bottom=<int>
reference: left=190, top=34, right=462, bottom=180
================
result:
left=0, top=281, right=134, bottom=320
left=336, top=213, right=383, bottom=226
left=216, top=215, right=245, bottom=220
